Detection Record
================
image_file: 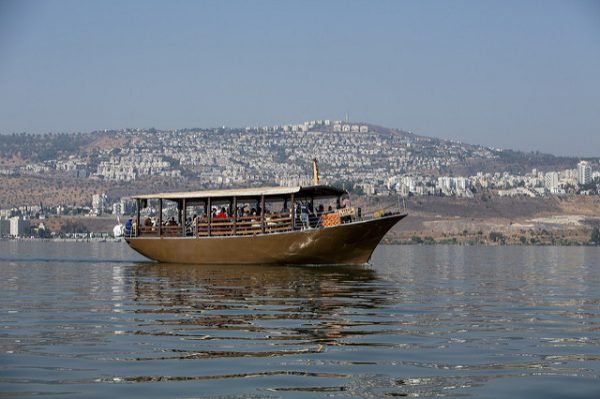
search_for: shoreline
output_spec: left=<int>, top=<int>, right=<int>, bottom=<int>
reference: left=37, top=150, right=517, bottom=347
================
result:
left=2, top=236, right=598, bottom=247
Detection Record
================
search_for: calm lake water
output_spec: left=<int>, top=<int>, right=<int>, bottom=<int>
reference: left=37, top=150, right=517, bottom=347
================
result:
left=1, top=241, right=599, bottom=398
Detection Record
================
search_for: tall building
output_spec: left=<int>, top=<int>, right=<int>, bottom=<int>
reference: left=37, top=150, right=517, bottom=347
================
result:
left=577, top=161, right=592, bottom=185
left=92, top=193, right=108, bottom=215
left=9, top=216, right=30, bottom=237
left=112, top=199, right=134, bottom=216
left=544, top=171, right=559, bottom=192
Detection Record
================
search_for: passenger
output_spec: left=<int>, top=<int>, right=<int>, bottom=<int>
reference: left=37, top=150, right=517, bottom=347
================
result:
left=300, top=202, right=310, bottom=229
left=340, top=195, right=352, bottom=223
left=144, top=217, right=153, bottom=227
left=266, top=210, right=276, bottom=226
left=341, top=195, right=351, bottom=208
left=167, top=217, right=177, bottom=226
left=316, top=204, right=324, bottom=227
left=293, top=202, right=301, bottom=226
left=250, top=210, right=260, bottom=228
left=281, top=200, right=289, bottom=213
left=185, top=217, right=192, bottom=236
left=327, top=205, right=333, bottom=213
left=124, top=218, right=133, bottom=236
left=317, top=204, right=324, bottom=216
left=216, top=207, right=227, bottom=219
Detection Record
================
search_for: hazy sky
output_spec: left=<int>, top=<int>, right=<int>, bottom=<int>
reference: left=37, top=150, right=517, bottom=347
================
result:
left=0, top=0, right=599, bottom=156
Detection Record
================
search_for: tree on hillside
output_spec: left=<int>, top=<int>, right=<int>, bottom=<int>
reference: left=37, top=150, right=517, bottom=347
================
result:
left=489, top=231, right=505, bottom=243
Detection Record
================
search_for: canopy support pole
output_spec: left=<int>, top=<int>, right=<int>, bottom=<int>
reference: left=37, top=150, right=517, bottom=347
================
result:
left=158, top=199, right=162, bottom=237
left=181, top=198, right=186, bottom=237
left=207, top=197, right=212, bottom=237
left=290, top=193, right=295, bottom=230
left=136, top=199, right=141, bottom=237
left=233, top=196, right=237, bottom=235
left=260, top=195, right=265, bottom=234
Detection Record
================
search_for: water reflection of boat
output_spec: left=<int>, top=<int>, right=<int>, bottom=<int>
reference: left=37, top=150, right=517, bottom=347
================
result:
left=129, top=263, right=388, bottom=346
left=131, top=263, right=379, bottom=300
left=125, top=181, right=406, bottom=265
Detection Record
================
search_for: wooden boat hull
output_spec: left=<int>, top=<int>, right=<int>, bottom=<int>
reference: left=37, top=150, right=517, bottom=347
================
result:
left=125, top=213, right=406, bottom=265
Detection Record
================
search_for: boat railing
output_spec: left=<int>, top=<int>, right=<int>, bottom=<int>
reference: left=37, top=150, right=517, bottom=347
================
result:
left=137, top=226, right=159, bottom=236
left=133, top=205, right=405, bottom=238
left=194, top=212, right=293, bottom=237
left=293, top=205, right=405, bottom=229
left=356, top=204, right=406, bottom=222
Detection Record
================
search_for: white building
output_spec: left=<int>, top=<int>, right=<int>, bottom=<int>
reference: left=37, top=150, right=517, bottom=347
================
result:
left=112, top=199, right=134, bottom=216
left=544, top=171, right=559, bottom=192
left=92, top=193, right=108, bottom=215
left=355, top=183, right=375, bottom=195
left=9, top=216, right=30, bottom=237
left=577, top=161, right=592, bottom=185
left=455, top=177, right=470, bottom=191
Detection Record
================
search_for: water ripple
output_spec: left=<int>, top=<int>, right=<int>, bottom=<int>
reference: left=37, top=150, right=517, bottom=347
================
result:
left=1, top=243, right=600, bottom=398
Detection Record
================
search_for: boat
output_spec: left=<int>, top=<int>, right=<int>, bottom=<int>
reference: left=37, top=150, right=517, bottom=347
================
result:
left=124, top=165, right=406, bottom=265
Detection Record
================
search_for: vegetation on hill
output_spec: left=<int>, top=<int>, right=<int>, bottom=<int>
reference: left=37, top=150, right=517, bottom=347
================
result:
left=0, top=133, right=93, bottom=162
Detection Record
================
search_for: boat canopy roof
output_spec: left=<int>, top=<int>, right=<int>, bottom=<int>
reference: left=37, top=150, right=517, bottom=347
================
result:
left=130, top=185, right=347, bottom=201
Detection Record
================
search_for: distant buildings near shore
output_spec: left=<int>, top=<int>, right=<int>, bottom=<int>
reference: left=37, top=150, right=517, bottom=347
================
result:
left=0, top=216, right=30, bottom=238
left=386, top=161, right=598, bottom=199
left=1, top=159, right=598, bottom=238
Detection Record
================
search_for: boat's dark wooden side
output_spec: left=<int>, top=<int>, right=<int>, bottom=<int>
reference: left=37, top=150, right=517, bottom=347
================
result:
left=125, top=213, right=405, bottom=265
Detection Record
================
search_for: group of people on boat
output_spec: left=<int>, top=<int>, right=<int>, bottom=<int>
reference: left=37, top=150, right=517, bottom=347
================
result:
left=125, top=192, right=355, bottom=237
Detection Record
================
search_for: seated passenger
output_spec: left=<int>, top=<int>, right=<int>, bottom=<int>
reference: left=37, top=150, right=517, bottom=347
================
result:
left=216, top=207, right=227, bottom=219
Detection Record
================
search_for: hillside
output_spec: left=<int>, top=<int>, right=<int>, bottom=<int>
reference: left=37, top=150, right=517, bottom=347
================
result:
left=0, top=120, right=597, bottom=209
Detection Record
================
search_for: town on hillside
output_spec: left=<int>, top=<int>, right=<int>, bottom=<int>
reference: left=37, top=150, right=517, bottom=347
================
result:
left=1, top=120, right=599, bottom=239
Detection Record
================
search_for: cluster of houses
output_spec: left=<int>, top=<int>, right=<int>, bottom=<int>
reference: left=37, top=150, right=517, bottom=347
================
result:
left=385, top=161, right=597, bottom=198
left=3, top=120, right=495, bottom=190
